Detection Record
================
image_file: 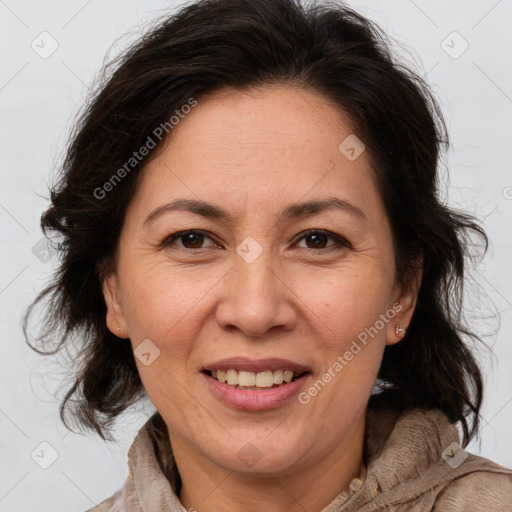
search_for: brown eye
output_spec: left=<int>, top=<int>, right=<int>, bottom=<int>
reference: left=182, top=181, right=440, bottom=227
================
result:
left=304, top=232, right=329, bottom=249
left=295, top=230, right=351, bottom=251
left=163, top=230, right=217, bottom=250
left=180, top=232, right=205, bottom=248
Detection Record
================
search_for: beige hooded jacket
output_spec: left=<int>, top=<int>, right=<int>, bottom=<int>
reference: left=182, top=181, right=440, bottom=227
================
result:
left=87, top=407, right=512, bottom=511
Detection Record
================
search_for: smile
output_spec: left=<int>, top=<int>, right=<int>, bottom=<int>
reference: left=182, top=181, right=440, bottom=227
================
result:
left=206, top=369, right=301, bottom=389
left=202, top=358, right=312, bottom=410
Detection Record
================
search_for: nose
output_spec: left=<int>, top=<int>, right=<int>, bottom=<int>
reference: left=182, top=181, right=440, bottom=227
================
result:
left=214, top=251, right=297, bottom=338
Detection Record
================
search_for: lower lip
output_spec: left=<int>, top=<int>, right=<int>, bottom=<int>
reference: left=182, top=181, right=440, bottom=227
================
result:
left=202, top=372, right=310, bottom=411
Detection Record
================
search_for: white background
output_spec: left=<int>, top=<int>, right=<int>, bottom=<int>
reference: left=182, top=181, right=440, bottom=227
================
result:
left=1, top=0, right=511, bottom=510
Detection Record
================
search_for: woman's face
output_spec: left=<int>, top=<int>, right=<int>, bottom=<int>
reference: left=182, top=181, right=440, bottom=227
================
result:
left=104, top=85, right=418, bottom=477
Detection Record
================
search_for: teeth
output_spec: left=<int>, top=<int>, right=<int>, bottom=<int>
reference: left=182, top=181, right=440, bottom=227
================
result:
left=238, top=371, right=256, bottom=387
left=226, top=369, right=238, bottom=385
left=255, top=370, right=274, bottom=388
left=273, top=369, right=284, bottom=385
left=209, top=369, right=300, bottom=388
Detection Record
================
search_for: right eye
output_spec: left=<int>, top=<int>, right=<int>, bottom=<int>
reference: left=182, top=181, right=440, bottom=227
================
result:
left=162, top=230, right=219, bottom=250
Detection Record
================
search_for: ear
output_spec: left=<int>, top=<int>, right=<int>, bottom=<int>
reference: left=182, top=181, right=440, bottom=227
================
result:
left=102, top=272, right=129, bottom=338
left=386, top=259, right=423, bottom=346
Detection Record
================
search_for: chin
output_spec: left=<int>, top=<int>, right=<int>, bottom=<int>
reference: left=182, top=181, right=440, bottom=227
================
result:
left=205, top=433, right=309, bottom=476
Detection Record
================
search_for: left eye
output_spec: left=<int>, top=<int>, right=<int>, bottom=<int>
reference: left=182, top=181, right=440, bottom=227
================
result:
left=294, top=230, right=350, bottom=250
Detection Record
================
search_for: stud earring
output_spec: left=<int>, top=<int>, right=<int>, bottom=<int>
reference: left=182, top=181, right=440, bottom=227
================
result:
left=117, top=326, right=120, bottom=333
left=395, top=325, right=406, bottom=338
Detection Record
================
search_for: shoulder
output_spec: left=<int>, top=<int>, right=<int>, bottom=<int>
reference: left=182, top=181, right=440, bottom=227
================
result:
left=84, top=485, right=140, bottom=512
left=434, top=468, right=512, bottom=511
left=84, top=491, right=120, bottom=512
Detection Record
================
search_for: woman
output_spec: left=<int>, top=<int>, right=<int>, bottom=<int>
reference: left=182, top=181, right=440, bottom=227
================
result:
left=25, top=0, right=512, bottom=510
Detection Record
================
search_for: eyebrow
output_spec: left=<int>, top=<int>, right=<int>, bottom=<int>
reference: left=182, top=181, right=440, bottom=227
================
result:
left=143, top=196, right=367, bottom=228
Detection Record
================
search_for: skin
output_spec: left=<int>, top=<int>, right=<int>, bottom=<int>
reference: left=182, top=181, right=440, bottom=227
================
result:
left=103, top=85, right=421, bottom=512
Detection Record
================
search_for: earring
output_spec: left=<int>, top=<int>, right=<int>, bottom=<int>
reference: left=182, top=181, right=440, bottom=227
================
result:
left=117, top=326, right=120, bottom=333
left=395, top=325, right=406, bottom=338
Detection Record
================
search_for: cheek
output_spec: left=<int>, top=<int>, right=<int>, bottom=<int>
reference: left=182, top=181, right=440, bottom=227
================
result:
left=299, top=265, right=396, bottom=410
left=121, top=263, right=228, bottom=401
left=124, top=270, right=208, bottom=409
left=292, top=263, right=394, bottom=350
left=121, top=262, right=215, bottom=340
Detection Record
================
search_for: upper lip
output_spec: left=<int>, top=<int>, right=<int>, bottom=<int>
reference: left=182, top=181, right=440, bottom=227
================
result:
left=203, top=357, right=312, bottom=374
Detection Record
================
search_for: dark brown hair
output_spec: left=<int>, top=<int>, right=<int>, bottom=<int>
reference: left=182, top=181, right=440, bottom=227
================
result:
left=25, top=0, right=488, bottom=444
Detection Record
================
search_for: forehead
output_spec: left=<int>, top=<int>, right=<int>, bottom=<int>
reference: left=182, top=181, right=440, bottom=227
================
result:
left=161, top=85, right=358, bottom=172
left=128, top=85, right=385, bottom=227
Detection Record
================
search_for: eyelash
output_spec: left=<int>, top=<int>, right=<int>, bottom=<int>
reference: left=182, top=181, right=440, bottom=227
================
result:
left=161, top=229, right=352, bottom=252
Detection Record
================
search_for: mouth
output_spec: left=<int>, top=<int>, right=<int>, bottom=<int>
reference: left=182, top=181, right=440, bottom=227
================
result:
left=201, top=358, right=312, bottom=410
left=203, top=368, right=307, bottom=390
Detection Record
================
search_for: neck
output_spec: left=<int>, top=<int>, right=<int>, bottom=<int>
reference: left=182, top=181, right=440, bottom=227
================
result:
left=172, top=419, right=366, bottom=512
